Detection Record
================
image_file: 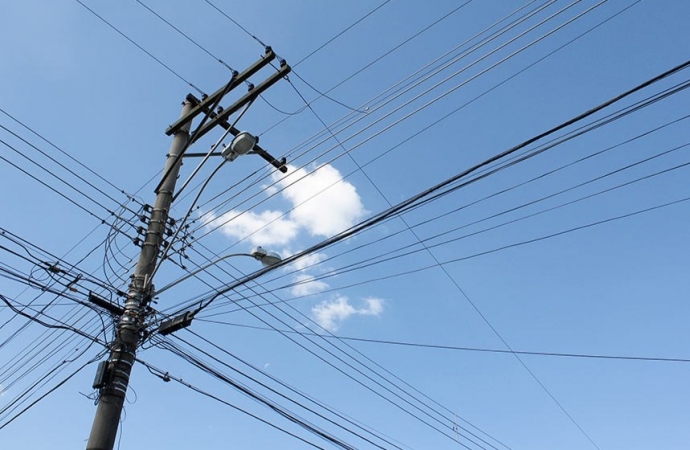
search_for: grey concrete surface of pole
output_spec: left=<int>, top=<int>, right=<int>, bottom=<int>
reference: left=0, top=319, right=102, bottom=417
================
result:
left=85, top=100, right=193, bottom=450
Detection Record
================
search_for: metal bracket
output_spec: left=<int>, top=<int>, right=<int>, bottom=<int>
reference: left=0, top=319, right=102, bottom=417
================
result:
left=165, top=47, right=276, bottom=136
left=186, top=94, right=288, bottom=173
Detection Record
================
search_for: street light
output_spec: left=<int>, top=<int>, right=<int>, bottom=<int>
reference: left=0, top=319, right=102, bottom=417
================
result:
left=154, top=246, right=282, bottom=296
left=156, top=246, right=282, bottom=336
left=222, top=131, right=257, bottom=161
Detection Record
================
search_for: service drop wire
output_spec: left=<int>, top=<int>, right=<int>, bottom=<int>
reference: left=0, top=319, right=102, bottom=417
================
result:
left=192, top=0, right=550, bottom=224
left=243, top=91, right=690, bottom=296
left=194, top=0, right=598, bottom=241
left=179, top=56, right=690, bottom=318
left=147, top=100, right=254, bottom=287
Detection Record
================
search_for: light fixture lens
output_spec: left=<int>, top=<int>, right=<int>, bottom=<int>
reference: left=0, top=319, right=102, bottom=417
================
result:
left=260, top=251, right=282, bottom=267
left=231, top=132, right=257, bottom=155
left=252, top=246, right=282, bottom=267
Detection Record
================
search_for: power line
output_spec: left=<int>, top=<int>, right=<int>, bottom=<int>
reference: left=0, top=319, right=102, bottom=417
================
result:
left=74, top=0, right=205, bottom=95
left=192, top=321, right=690, bottom=364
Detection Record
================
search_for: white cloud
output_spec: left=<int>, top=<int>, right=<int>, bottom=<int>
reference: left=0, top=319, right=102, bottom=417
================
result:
left=272, top=164, right=366, bottom=237
left=291, top=274, right=329, bottom=297
left=362, top=297, right=384, bottom=316
left=213, top=163, right=365, bottom=251
left=217, top=210, right=299, bottom=247
left=311, top=295, right=384, bottom=331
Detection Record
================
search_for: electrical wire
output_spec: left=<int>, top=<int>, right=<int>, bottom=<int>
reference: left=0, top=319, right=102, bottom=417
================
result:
left=192, top=321, right=690, bottom=364
left=74, top=0, right=205, bottom=95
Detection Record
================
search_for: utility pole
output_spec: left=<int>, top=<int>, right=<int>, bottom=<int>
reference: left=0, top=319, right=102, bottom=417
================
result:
left=85, top=48, right=290, bottom=449
left=86, top=100, right=193, bottom=450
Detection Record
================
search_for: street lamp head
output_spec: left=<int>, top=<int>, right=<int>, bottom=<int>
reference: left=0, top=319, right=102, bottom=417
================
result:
left=251, top=246, right=282, bottom=267
left=222, top=131, right=257, bottom=162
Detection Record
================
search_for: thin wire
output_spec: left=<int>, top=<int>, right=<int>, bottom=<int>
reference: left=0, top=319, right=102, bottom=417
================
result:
left=0, top=107, right=136, bottom=202
left=74, top=0, right=205, bottom=95
left=133, top=0, right=236, bottom=72
left=137, top=351, right=351, bottom=450
left=192, top=321, right=690, bottom=364
left=193, top=0, right=593, bottom=240
left=177, top=55, right=690, bottom=317
left=294, top=0, right=391, bottom=67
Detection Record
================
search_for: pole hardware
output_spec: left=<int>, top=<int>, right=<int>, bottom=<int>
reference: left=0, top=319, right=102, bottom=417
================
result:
left=158, top=311, right=194, bottom=336
left=191, top=61, right=291, bottom=143
left=165, top=47, right=276, bottom=136
left=185, top=94, right=288, bottom=173
left=86, top=49, right=291, bottom=450
left=88, top=292, right=125, bottom=317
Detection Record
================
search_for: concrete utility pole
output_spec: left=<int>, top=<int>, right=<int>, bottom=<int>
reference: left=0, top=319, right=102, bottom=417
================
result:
left=86, top=101, right=193, bottom=450
left=85, top=48, right=290, bottom=449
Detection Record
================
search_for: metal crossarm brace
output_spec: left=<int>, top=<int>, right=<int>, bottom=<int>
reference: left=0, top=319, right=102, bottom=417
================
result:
left=165, top=47, right=277, bottom=136
left=191, top=61, right=291, bottom=143
left=186, top=94, right=288, bottom=173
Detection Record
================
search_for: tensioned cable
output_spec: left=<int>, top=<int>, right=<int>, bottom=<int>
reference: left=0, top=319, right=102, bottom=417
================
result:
left=193, top=0, right=637, bottom=247
left=206, top=188, right=690, bottom=317
left=145, top=237, right=472, bottom=444
left=152, top=341, right=363, bottom=450
left=252, top=0, right=563, bottom=168
left=185, top=326, right=507, bottom=450
left=0, top=350, right=105, bottom=430
left=162, top=255, right=471, bottom=445
left=187, top=113, right=683, bottom=449
left=74, top=0, right=205, bottom=95
left=176, top=37, right=687, bottom=312
left=0, top=149, right=136, bottom=240
left=0, top=138, right=139, bottom=231
left=133, top=0, right=236, bottom=72
left=0, top=107, right=138, bottom=202
left=293, top=0, right=391, bottom=67
left=257, top=0, right=547, bottom=139
left=150, top=233, right=491, bottom=448
left=152, top=229, right=501, bottom=447
left=138, top=357, right=345, bottom=450
left=170, top=333, right=406, bottom=450
left=284, top=0, right=485, bottom=117
left=190, top=0, right=554, bottom=223
left=193, top=321, right=690, bottom=364
left=0, top=124, right=140, bottom=218
left=193, top=0, right=598, bottom=240
left=204, top=83, right=506, bottom=448
left=256, top=139, right=690, bottom=291
left=169, top=55, right=690, bottom=318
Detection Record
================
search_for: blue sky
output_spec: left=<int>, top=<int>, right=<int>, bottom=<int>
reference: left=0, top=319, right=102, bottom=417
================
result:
left=1, top=1, right=689, bottom=449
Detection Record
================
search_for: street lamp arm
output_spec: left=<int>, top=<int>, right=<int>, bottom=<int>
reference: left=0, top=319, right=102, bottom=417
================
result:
left=154, top=247, right=282, bottom=296
left=154, top=252, right=253, bottom=296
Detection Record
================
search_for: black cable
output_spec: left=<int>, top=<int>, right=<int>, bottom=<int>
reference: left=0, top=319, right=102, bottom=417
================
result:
left=0, top=138, right=138, bottom=232
left=262, top=144, right=690, bottom=290
left=0, top=150, right=135, bottom=240
left=155, top=241, right=501, bottom=449
left=0, top=107, right=139, bottom=204
left=0, top=352, right=102, bottom=430
left=185, top=56, right=690, bottom=318
left=192, top=0, right=604, bottom=242
left=0, top=123, right=140, bottom=218
left=294, top=0, right=391, bottom=67
left=75, top=0, right=205, bottom=95
left=171, top=333, right=402, bottom=450
left=193, top=321, right=690, bottom=364
left=133, top=0, right=237, bottom=72
left=189, top=0, right=563, bottom=234
left=158, top=342, right=358, bottom=450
